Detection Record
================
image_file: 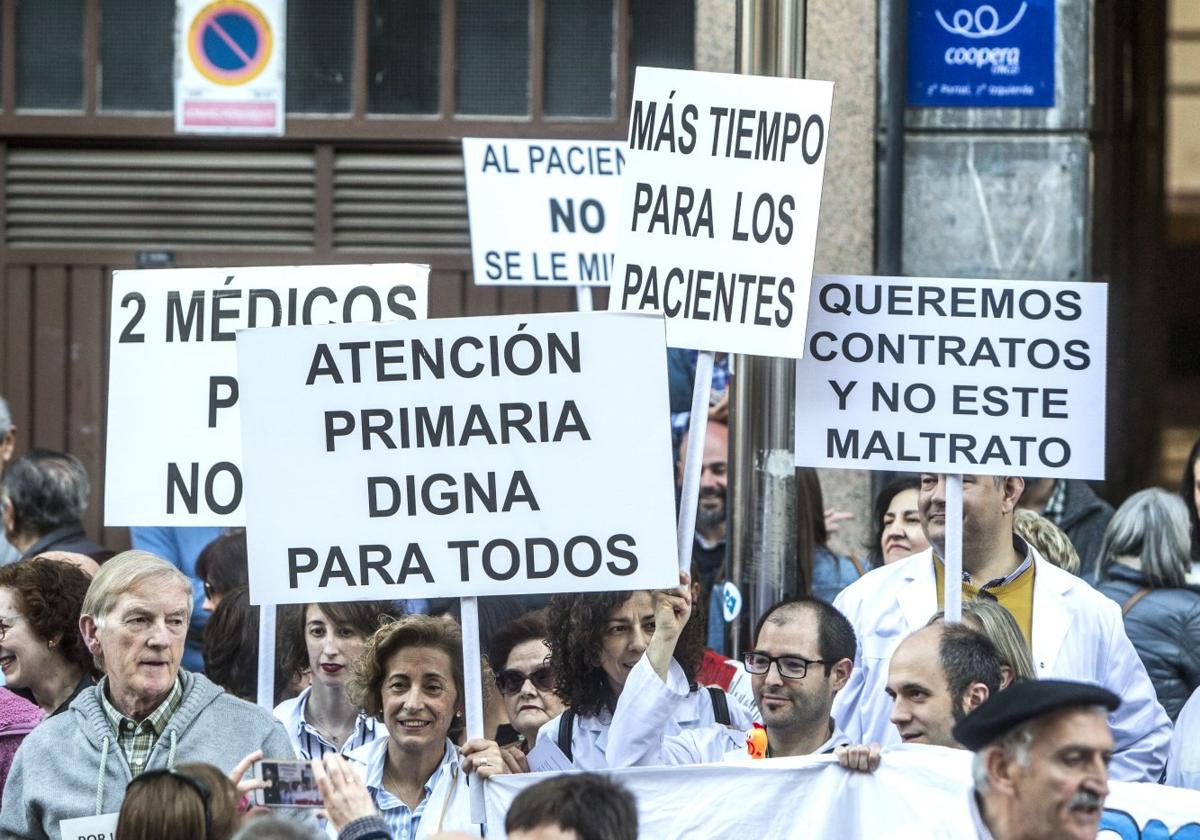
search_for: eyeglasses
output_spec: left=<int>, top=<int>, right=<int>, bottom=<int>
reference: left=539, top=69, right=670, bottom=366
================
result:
left=743, top=651, right=835, bottom=680
left=495, top=665, right=556, bottom=696
left=127, top=768, right=212, bottom=839
left=0, top=615, right=22, bottom=641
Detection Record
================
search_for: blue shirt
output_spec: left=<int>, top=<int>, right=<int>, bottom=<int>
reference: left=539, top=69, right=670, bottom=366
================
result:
left=360, top=737, right=458, bottom=840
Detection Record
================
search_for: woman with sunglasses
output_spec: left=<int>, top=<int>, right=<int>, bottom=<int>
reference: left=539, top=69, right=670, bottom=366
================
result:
left=116, top=762, right=241, bottom=840
left=487, top=610, right=565, bottom=752
left=532, top=573, right=754, bottom=771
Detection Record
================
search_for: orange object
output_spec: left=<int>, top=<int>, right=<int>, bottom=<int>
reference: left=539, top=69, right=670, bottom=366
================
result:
left=746, top=723, right=768, bottom=759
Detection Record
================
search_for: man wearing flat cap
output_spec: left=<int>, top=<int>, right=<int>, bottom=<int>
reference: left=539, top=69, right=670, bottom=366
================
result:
left=953, top=679, right=1119, bottom=840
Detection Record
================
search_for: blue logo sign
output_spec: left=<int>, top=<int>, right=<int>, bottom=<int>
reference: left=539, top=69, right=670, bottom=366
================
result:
left=907, top=0, right=1055, bottom=107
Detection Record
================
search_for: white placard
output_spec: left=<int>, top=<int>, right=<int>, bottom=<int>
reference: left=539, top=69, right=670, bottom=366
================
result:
left=237, top=311, right=679, bottom=605
left=794, top=275, right=1108, bottom=479
left=463, top=139, right=622, bottom=287
left=60, top=813, right=118, bottom=840
left=608, top=67, right=834, bottom=357
left=175, top=0, right=286, bottom=136
left=105, top=264, right=429, bottom=527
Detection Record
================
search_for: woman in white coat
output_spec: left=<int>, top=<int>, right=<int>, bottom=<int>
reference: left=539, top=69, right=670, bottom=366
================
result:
left=530, top=573, right=754, bottom=771
left=343, top=614, right=509, bottom=839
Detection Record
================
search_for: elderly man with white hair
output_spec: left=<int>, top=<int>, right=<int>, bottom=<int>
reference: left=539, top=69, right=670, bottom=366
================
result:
left=0, top=550, right=295, bottom=840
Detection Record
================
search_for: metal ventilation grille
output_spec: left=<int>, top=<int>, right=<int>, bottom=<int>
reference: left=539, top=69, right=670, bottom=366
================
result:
left=5, top=149, right=316, bottom=249
left=333, top=151, right=469, bottom=252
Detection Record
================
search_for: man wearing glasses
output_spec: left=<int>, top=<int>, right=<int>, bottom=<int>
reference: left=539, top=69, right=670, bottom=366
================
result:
left=606, top=596, right=856, bottom=766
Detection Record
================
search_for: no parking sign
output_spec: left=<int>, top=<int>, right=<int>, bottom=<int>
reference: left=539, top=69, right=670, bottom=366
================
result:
left=175, top=0, right=285, bottom=135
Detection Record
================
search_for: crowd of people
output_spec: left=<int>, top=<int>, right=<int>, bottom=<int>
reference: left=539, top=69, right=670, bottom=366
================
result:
left=1, top=380, right=1200, bottom=840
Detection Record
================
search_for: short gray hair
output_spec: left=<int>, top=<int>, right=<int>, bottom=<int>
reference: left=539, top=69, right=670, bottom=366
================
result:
left=0, top=396, right=11, bottom=432
left=82, top=550, right=193, bottom=628
left=0, top=449, right=89, bottom=535
left=1096, top=488, right=1191, bottom=588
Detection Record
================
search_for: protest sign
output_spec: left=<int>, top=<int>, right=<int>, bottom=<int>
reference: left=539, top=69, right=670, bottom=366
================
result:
left=485, top=748, right=1200, bottom=839
left=463, top=138, right=622, bottom=288
left=59, top=813, right=118, bottom=840
left=236, top=311, right=679, bottom=605
left=105, top=264, right=429, bottom=527
left=608, top=66, right=833, bottom=358
left=794, top=275, right=1107, bottom=479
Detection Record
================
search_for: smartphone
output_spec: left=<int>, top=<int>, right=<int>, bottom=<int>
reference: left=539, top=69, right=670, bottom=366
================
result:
left=252, top=760, right=324, bottom=808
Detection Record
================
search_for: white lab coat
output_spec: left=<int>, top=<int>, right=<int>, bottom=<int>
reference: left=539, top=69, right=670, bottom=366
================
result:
left=531, top=665, right=755, bottom=771
left=341, top=736, right=477, bottom=839
left=1168, top=686, right=1200, bottom=789
left=832, top=546, right=1171, bottom=782
left=606, top=656, right=849, bottom=767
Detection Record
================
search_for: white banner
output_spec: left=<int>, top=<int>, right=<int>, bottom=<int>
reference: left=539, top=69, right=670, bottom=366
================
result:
left=485, top=747, right=1200, bottom=839
left=105, top=264, right=429, bottom=527
left=608, top=67, right=833, bottom=357
left=175, top=0, right=286, bottom=136
left=794, top=275, right=1108, bottom=479
left=236, top=311, right=679, bottom=605
left=463, top=138, right=622, bottom=287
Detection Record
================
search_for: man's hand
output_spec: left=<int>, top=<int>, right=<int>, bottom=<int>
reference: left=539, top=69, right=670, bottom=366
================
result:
left=647, top=571, right=692, bottom=681
left=835, top=743, right=881, bottom=773
left=708, top=393, right=729, bottom=423
left=460, top=739, right=510, bottom=780
left=311, top=754, right=377, bottom=830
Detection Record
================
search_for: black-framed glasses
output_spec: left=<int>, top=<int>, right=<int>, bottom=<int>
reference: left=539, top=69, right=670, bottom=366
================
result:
left=743, top=651, right=835, bottom=680
left=127, top=768, right=212, bottom=839
left=495, top=665, right=556, bottom=696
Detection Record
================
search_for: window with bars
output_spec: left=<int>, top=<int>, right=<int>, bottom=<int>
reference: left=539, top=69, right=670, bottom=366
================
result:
left=0, top=0, right=695, bottom=136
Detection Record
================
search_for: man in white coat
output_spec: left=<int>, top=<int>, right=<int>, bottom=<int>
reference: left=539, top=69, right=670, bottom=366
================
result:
left=1167, top=686, right=1200, bottom=789
left=832, top=473, right=1170, bottom=783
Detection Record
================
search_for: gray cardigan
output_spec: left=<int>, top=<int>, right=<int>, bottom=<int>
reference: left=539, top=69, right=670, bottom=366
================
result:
left=0, top=670, right=295, bottom=840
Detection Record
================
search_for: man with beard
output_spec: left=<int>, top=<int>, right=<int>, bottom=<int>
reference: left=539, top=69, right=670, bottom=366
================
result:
left=677, top=418, right=728, bottom=649
left=954, top=680, right=1118, bottom=840
left=605, top=598, right=855, bottom=766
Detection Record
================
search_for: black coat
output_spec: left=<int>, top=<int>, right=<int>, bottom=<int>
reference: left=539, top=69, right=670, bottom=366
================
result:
left=1097, top=563, right=1200, bottom=721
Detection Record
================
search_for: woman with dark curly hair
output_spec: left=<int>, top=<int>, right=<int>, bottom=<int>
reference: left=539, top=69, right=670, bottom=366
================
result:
left=533, top=574, right=754, bottom=770
left=343, top=614, right=510, bottom=837
left=274, top=600, right=400, bottom=760
left=0, top=557, right=96, bottom=716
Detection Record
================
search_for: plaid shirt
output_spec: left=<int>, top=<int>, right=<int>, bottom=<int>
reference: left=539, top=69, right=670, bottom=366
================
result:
left=99, top=676, right=184, bottom=775
left=1041, top=479, right=1068, bottom=524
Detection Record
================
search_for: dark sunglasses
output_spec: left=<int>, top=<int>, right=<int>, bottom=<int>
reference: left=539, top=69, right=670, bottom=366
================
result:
left=495, top=665, right=556, bottom=696
left=127, top=768, right=212, bottom=839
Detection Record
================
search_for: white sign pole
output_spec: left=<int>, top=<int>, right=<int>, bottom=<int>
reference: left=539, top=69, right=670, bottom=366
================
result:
left=256, top=603, right=277, bottom=710
left=944, top=475, right=963, bottom=623
left=677, top=351, right=715, bottom=573
left=575, top=287, right=594, bottom=313
left=460, top=596, right=487, bottom=824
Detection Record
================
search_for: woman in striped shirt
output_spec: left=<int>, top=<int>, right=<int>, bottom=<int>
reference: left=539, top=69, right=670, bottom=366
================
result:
left=275, top=600, right=400, bottom=760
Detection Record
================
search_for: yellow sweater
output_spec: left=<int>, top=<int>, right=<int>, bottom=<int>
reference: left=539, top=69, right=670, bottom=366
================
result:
left=934, top=558, right=1035, bottom=644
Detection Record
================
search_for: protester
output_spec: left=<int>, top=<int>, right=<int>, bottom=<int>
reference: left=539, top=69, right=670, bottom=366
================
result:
left=276, top=600, right=398, bottom=760
left=34, top=549, right=99, bottom=577
left=688, top=565, right=758, bottom=721
left=1095, top=488, right=1200, bottom=720
left=1013, top=509, right=1081, bottom=576
left=0, top=397, right=18, bottom=567
left=204, top=588, right=259, bottom=702
left=487, top=609, right=565, bottom=751
left=536, top=574, right=754, bottom=770
left=954, top=679, right=1118, bottom=840
left=928, top=599, right=1036, bottom=686
left=0, top=449, right=112, bottom=564
left=606, top=597, right=854, bottom=766
left=0, top=689, right=40, bottom=802
left=197, top=528, right=250, bottom=611
left=344, top=614, right=509, bottom=837
left=1017, top=478, right=1113, bottom=579
left=1180, top=436, right=1200, bottom=565
left=0, top=557, right=96, bottom=715
left=232, top=818, right=324, bottom=840
left=0, top=550, right=295, bottom=839
left=833, top=473, right=1171, bottom=782
left=505, top=773, right=638, bottom=840
left=798, top=469, right=862, bottom=603
left=1168, top=685, right=1200, bottom=789
left=132, top=526, right=225, bottom=672
left=676, top=417, right=728, bottom=649
left=869, top=476, right=928, bottom=567
left=116, top=761, right=242, bottom=840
